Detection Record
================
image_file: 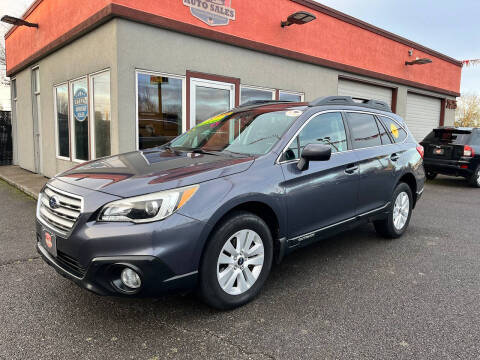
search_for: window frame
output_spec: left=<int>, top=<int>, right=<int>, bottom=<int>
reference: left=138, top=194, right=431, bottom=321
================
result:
left=240, top=85, right=276, bottom=104
left=277, top=110, right=350, bottom=164
left=277, top=110, right=407, bottom=164
left=69, top=75, right=90, bottom=163
left=53, top=82, right=71, bottom=161
left=89, top=68, right=112, bottom=160
left=135, top=69, right=186, bottom=151
left=278, top=90, right=305, bottom=102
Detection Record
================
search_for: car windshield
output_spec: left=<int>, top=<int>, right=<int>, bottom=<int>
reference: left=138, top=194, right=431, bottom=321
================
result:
left=169, top=107, right=304, bottom=155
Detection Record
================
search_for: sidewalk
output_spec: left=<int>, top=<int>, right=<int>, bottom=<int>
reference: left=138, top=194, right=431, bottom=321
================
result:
left=0, top=165, right=48, bottom=199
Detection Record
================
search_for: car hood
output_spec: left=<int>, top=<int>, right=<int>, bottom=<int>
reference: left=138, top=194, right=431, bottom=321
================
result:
left=55, top=149, right=254, bottom=198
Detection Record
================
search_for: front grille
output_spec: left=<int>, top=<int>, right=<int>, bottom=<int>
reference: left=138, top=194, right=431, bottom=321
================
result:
left=56, top=250, right=86, bottom=278
left=38, top=185, right=83, bottom=235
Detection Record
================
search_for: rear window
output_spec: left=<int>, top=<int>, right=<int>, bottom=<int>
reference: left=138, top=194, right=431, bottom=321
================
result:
left=378, top=116, right=407, bottom=143
left=423, top=129, right=472, bottom=145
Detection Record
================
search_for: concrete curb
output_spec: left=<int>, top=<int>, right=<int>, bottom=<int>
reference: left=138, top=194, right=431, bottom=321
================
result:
left=0, top=173, right=39, bottom=200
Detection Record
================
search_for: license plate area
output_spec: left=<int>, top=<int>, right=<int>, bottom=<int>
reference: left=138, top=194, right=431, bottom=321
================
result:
left=433, top=148, right=445, bottom=155
left=42, top=229, right=57, bottom=257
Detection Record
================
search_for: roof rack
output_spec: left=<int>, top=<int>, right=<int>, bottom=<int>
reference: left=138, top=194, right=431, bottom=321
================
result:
left=309, top=96, right=392, bottom=113
left=239, top=100, right=296, bottom=107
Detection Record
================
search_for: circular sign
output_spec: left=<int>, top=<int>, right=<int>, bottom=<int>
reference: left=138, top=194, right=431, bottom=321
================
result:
left=73, top=88, right=88, bottom=122
left=390, top=123, right=399, bottom=139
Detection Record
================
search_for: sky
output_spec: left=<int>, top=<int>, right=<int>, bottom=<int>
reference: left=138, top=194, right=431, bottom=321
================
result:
left=0, top=0, right=478, bottom=107
left=319, top=0, right=480, bottom=94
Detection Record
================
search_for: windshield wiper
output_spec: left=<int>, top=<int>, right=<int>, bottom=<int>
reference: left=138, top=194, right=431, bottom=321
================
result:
left=189, top=148, right=221, bottom=156
left=246, top=135, right=280, bottom=145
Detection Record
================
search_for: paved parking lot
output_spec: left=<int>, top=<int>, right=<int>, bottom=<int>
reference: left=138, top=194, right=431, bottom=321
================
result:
left=1, top=176, right=480, bottom=359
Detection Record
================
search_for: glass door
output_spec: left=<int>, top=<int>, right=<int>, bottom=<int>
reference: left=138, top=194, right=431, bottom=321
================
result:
left=190, top=78, right=235, bottom=127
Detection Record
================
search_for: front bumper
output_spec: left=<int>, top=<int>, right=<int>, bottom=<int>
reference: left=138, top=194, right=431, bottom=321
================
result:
left=424, top=158, right=474, bottom=177
left=37, top=240, right=198, bottom=296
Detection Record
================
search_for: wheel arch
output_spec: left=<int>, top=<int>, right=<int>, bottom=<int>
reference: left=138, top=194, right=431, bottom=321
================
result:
left=196, top=196, right=286, bottom=269
left=397, top=172, right=418, bottom=207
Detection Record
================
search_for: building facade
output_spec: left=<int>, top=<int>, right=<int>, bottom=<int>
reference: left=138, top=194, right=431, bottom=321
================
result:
left=5, top=0, right=462, bottom=178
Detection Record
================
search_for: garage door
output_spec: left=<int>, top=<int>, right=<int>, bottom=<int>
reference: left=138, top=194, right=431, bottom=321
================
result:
left=338, top=79, right=392, bottom=107
left=406, top=93, right=441, bottom=141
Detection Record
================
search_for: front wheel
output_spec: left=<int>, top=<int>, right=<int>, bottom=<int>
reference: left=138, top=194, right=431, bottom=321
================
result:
left=468, top=166, right=480, bottom=188
left=374, top=183, right=413, bottom=239
left=199, top=211, right=273, bottom=310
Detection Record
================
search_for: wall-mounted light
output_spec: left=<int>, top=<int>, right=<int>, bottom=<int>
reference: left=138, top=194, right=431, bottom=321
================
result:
left=281, top=11, right=316, bottom=28
left=405, top=58, right=432, bottom=66
left=1, top=15, right=38, bottom=28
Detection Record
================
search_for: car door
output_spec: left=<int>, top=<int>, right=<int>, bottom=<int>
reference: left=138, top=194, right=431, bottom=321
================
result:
left=345, top=112, right=400, bottom=215
left=279, top=111, right=359, bottom=239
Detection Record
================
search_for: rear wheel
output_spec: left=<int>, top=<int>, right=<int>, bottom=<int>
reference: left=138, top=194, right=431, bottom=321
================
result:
left=468, top=166, right=480, bottom=188
left=374, top=183, right=413, bottom=239
left=425, top=171, right=437, bottom=180
left=199, top=211, right=273, bottom=310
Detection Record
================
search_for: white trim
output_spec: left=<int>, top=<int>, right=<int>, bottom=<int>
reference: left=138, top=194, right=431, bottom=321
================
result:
left=88, top=69, right=112, bottom=160
left=53, top=83, right=71, bottom=161
left=135, top=70, right=186, bottom=151
left=190, top=77, right=235, bottom=127
left=31, top=66, right=42, bottom=173
left=278, top=90, right=305, bottom=102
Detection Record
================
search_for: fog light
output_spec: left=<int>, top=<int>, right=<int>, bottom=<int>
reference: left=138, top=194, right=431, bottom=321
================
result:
left=121, top=268, right=141, bottom=289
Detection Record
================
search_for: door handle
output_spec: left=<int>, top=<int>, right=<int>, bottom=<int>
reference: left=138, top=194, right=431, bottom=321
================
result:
left=345, top=164, right=359, bottom=175
left=390, top=153, right=400, bottom=161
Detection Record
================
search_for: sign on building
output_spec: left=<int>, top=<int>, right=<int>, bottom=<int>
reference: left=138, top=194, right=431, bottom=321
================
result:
left=183, top=0, right=236, bottom=26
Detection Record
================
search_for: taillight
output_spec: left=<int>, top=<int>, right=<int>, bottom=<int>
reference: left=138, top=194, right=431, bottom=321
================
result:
left=416, top=145, right=424, bottom=159
left=464, top=145, right=474, bottom=157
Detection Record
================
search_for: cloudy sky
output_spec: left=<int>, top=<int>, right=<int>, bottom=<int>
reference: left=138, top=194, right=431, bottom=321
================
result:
left=0, top=0, right=478, bottom=106
left=319, top=0, right=480, bottom=94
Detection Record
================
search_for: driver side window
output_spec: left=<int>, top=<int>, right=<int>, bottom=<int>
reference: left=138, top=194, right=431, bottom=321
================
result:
left=284, top=112, right=347, bottom=161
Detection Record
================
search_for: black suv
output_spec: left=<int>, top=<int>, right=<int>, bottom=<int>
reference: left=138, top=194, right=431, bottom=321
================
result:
left=37, top=96, right=425, bottom=309
left=421, top=127, right=480, bottom=187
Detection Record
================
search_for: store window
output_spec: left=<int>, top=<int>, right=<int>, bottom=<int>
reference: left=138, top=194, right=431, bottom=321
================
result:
left=137, top=72, right=183, bottom=150
left=279, top=91, right=304, bottom=102
left=91, top=71, right=111, bottom=158
left=54, top=84, right=70, bottom=158
left=240, top=86, right=275, bottom=105
left=71, top=78, right=89, bottom=161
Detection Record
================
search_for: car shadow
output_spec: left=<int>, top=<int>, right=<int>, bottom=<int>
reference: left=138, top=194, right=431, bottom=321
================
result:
left=427, top=175, right=470, bottom=188
left=58, top=222, right=388, bottom=319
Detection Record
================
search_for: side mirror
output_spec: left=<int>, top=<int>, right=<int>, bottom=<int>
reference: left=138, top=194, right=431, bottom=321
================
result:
left=297, top=143, right=332, bottom=171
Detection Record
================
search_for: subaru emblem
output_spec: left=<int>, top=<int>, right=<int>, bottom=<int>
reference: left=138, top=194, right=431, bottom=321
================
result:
left=49, top=195, right=60, bottom=209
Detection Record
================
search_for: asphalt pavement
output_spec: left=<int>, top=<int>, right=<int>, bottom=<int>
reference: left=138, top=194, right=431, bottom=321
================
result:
left=1, top=176, right=479, bottom=359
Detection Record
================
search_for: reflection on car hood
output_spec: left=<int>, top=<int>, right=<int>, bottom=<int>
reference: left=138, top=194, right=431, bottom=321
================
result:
left=56, top=149, right=254, bottom=197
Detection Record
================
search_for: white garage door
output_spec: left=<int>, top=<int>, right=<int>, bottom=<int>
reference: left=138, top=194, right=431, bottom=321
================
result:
left=338, top=79, right=392, bottom=107
left=406, top=93, right=441, bottom=141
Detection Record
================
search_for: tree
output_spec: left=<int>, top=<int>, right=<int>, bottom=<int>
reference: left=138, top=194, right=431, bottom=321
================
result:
left=455, top=93, right=480, bottom=127
left=0, top=42, right=9, bottom=86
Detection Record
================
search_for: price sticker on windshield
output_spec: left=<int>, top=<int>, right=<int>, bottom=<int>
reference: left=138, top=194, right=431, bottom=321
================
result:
left=286, top=110, right=303, bottom=117
left=390, top=123, right=399, bottom=139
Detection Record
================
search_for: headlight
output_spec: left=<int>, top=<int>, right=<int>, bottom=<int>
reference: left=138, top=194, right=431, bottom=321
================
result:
left=98, top=185, right=199, bottom=223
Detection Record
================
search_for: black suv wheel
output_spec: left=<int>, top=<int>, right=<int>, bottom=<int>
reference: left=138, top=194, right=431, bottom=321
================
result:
left=468, top=166, right=480, bottom=188
left=199, top=211, right=273, bottom=310
left=374, top=183, right=413, bottom=239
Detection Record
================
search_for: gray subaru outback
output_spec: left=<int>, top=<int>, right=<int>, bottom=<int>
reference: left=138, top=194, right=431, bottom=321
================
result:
left=36, top=96, right=425, bottom=309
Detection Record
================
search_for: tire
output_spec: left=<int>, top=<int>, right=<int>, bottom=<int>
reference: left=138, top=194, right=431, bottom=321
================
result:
left=425, top=171, right=437, bottom=180
left=374, top=183, right=413, bottom=239
left=199, top=211, right=273, bottom=310
left=468, top=166, right=480, bottom=188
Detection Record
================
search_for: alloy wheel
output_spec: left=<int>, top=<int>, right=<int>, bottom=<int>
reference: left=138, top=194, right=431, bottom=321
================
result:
left=393, top=191, right=410, bottom=231
left=217, top=229, right=264, bottom=296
